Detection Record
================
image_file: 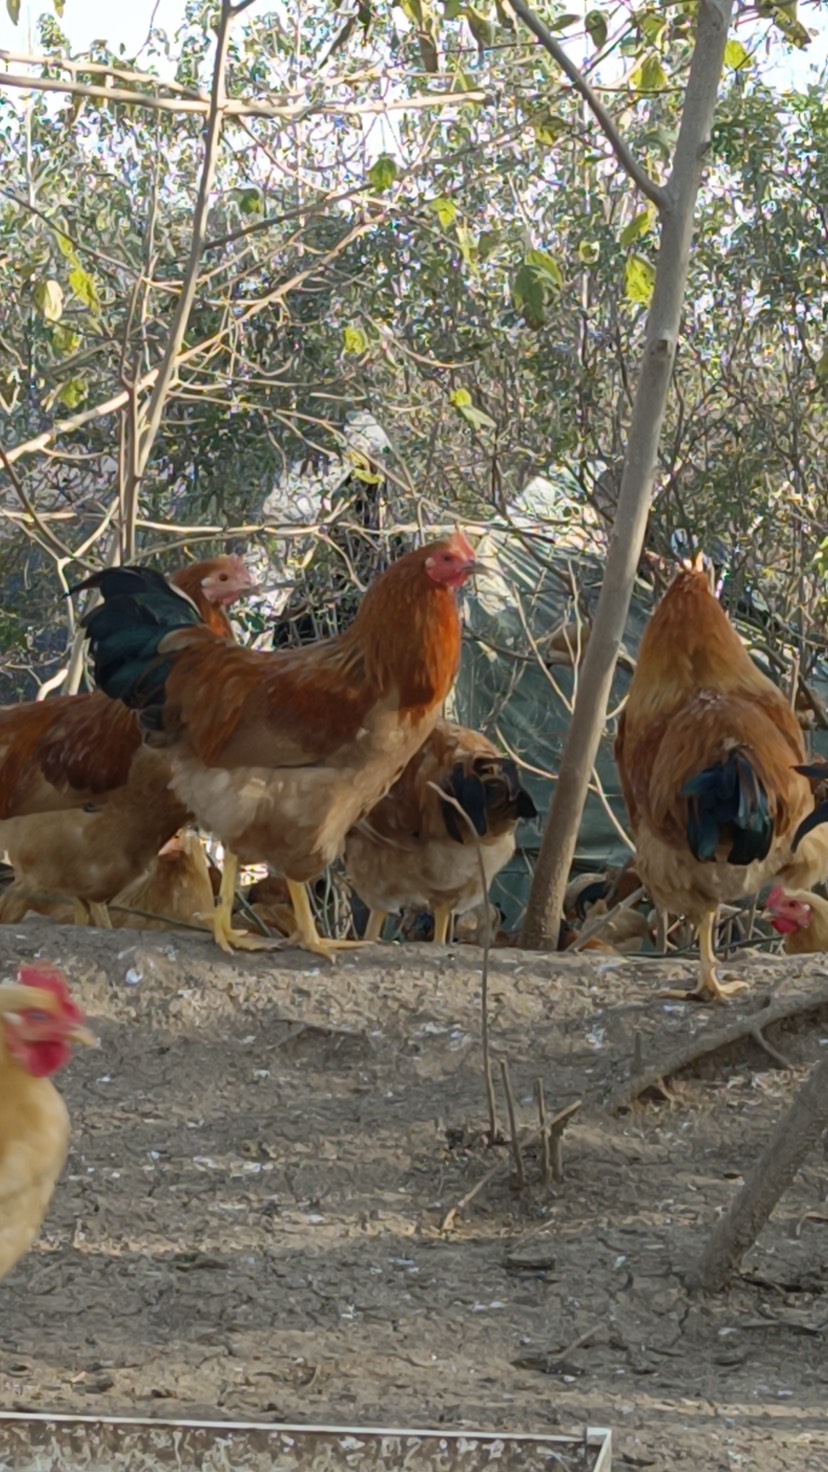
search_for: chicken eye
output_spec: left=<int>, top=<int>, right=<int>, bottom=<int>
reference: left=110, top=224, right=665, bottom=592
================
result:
left=26, top=1010, right=50, bottom=1023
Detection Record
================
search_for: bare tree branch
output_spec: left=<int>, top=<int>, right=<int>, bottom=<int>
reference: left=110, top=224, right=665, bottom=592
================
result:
left=506, top=0, right=667, bottom=208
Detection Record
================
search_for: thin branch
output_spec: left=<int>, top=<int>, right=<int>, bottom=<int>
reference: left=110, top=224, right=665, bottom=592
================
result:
left=506, top=0, right=667, bottom=209
left=0, top=69, right=489, bottom=120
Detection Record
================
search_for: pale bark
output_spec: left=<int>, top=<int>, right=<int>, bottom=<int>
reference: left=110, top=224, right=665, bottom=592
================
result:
left=688, top=1054, right=828, bottom=1293
left=519, top=0, right=735, bottom=948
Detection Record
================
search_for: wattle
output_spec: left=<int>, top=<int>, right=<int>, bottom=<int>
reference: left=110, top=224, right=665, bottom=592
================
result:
left=20, top=1039, right=71, bottom=1078
left=771, top=916, right=800, bottom=936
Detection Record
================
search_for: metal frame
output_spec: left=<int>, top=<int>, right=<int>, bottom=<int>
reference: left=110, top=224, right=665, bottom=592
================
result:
left=0, top=1413, right=611, bottom=1471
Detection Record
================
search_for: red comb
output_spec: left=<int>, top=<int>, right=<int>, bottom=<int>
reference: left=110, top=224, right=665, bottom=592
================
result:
left=17, top=965, right=83, bottom=1022
left=446, top=530, right=476, bottom=560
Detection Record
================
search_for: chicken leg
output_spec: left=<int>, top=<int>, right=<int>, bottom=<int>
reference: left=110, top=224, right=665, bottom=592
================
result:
left=206, top=852, right=279, bottom=952
left=73, top=898, right=112, bottom=928
left=661, top=908, right=749, bottom=1003
left=432, top=903, right=453, bottom=945
left=286, top=879, right=367, bottom=962
left=363, top=908, right=387, bottom=943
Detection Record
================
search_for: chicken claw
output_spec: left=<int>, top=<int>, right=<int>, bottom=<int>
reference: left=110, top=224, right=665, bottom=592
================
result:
left=286, top=880, right=368, bottom=963
left=206, top=852, right=280, bottom=953
left=659, top=910, right=748, bottom=1003
left=660, top=975, right=750, bottom=1004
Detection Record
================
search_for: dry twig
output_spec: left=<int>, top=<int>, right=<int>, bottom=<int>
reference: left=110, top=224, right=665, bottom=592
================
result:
left=608, top=984, right=828, bottom=1112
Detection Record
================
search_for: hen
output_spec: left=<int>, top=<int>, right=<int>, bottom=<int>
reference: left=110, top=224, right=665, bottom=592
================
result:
left=344, top=718, right=537, bottom=943
left=0, top=556, right=253, bottom=926
left=79, top=533, right=482, bottom=958
left=764, top=884, right=828, bottom=955
left=109, top=828, right=214, bottom=931
left=0, top=966, right=94, bottom=1282
left=615, top=557, right=820, bottom=1001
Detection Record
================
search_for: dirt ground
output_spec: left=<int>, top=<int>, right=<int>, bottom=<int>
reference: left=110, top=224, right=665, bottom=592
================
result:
left=2, top=922, right=828, bottom=1470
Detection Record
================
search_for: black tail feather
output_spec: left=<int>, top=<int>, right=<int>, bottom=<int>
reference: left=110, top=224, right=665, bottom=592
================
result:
left=792, top=800, right=828, bottom=852
left=682, top=748, right=772, bottom=866
left=73, top=565, right=203, bottom=710
left=440, top=756, right=538, bottom=844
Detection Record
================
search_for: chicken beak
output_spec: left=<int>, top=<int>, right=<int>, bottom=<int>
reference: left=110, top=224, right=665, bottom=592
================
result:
left=0, top=983, right=58, bottom=1015
left=67, top=1023, right=97, bottom=1048
left=465, top=557, right=493, bottom=577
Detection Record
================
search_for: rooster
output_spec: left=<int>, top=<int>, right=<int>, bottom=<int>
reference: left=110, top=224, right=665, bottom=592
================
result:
left=78, top=533, right=482, bottom=959
left=0, top=966, right=94, bottom=1282
left=0, top=556, right=254, bottom=927
left=344, top=719, right=537, bottom=943
left=615, top=557, right=824, bottom=1002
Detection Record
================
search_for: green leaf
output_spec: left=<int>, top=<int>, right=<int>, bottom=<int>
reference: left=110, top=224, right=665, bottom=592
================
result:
left=584, top=9, right=607, bottom=48
left=68, top=265, right=100, bottom=314
left=619, top=204, right=657, bottom=247
left=33, top=279, right=64, bottom=323
left=52, top=324, right=81, bottom=354
left=532, top=109, right=568, bottom=146
left=457, top=403, right=497, bottom=431
left=625, top=254, right=656, bottom=306
left=236, top=187, right=263, bottom=215
left=55, top=231, right=79, bottom=266
left=525, top=248, right=563, bottom=287
left=398, top=0, right=424, bottom=23
left=631, top=52, right=667, bottom=92
left=56, top=377, right=87, bottom=409
left=512, top=263, right=547, bottom=330
left=762, top=2, right=811, bottom=48
left=450, top=387, right=473, bottom=408
left=426, top=195, right=457, bottom=230
left=0, top=369, right=20, bottom=411
left=368, top=154, right=398, bottom=192
left=450, top=388, right=496, bottom=431
left=52, top=0, right=65, bottom=16
left=493, top=0, right=515, bottom=30
left=723, top=37, right=750, bottom=69
left=342, top=324, right=368, bottom=354
left=6, top=0, right=20, bottom=23
left=815, top=347, right=828, bottom=383
left=478, top=228, right=501, bottom=261
left=639, top=10, right=667, bottom=44
left=455, top=223, right=477, bottom=266
left=464, top=4, right=494, bottom=48
left=549, top=12, right=579, bottom=29
left=578, top=240, right=600, bottom=264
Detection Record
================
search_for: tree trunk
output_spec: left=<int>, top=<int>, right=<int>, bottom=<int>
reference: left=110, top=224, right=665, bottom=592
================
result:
left=519, top=0, right=735, bottom=948
left=688, top=1054, right=828, bottom=1294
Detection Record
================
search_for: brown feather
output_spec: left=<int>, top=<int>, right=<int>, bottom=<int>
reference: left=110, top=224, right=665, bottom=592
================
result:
left=134, top=536, right=475, bottom=883
left=0, top=555, right=253, bottom=908
left=344, top=719, right=530, bottom=924
left=615, top=567, right=816, bottom=932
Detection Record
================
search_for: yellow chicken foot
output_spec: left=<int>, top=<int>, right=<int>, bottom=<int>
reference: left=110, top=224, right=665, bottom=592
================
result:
left=204, top=852, right=279, bottom=953
left=363, top=908, right=388, bottom=943
left=73, top=898, right=111, bottom=927
left=660, top=909, right=749, bottom=1003
left=432, top=903, right=453, bottom=945
left=286, top=879, right=368, bottom=962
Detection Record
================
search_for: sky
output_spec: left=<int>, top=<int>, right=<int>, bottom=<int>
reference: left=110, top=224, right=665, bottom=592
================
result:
left=1, top=0, right=827, bottom=84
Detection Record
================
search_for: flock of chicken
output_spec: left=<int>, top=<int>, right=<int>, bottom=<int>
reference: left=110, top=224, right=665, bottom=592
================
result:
left=4, top=530, right=828, bottom=1283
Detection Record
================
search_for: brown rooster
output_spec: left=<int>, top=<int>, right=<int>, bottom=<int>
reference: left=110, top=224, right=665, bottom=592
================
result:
left=615, top=557, right=824, bottom=1002
left=80, top=534, right=483, bottom=958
